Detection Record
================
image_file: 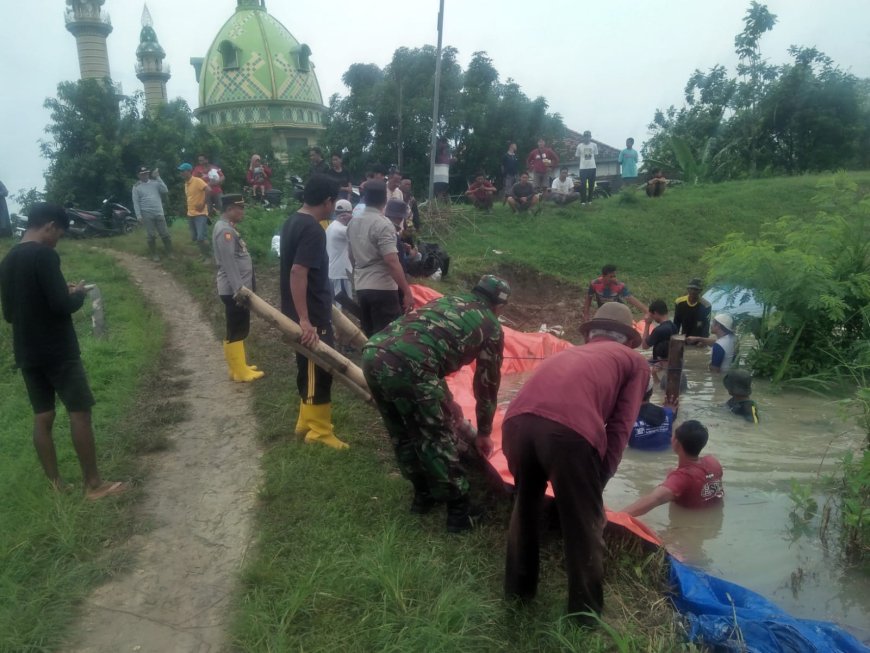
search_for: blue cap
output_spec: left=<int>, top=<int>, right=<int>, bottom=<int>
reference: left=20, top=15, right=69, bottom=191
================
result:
left=177, top=163, right=193, bottom=171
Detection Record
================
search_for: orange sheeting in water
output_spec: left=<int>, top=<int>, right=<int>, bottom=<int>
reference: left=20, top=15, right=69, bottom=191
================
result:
left=410, top=285, right=662, bottom=548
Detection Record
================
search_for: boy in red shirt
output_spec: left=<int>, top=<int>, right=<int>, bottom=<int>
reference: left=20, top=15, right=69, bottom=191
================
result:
left=623, top=420, right=723, bottom=516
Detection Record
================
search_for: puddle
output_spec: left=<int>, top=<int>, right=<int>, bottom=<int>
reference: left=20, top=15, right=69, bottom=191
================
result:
left=600, top=346, right=870, bottom=632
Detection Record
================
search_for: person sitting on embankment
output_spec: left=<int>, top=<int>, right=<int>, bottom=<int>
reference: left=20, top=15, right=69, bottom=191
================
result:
left=623, top=420, right=724, bottom=517
left=723, top=369, right=760, bottom=424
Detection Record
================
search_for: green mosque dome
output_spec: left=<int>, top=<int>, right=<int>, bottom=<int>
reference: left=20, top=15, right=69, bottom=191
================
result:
left=192, top=0, right=325, bottom=143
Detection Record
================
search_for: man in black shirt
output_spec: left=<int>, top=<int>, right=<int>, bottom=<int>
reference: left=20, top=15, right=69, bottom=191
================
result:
left=642, top=299, right=678, bottom=363
left=674, top=277, right=712, bottom=339
left=327, top=151, right=353, bottom=200
left=307, top=146, right=330, bottom=179
left=0, top=203, right=126, bottom=499
left=507, top=173, right=541, bottom=214
left=501, top=142, right=519, bottom=203
left=280, top=175, right=348, bottom=450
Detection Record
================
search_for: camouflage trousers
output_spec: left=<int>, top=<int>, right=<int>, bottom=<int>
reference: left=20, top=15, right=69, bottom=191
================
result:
left=362, top=347, right=469, bottom=501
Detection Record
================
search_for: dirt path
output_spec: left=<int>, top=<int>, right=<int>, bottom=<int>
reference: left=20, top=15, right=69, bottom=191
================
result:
left=68, top=253, right=261, bottom=653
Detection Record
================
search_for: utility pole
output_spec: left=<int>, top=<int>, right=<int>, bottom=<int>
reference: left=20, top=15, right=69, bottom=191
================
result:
left=427, top=0, right=444, bottom=205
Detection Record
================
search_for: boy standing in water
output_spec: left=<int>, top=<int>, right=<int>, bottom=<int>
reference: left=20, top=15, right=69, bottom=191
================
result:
left=623, top=420, right=723, bottom=517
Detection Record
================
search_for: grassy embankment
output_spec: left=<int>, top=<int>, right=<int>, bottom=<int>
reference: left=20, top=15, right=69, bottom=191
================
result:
left=90, top=205, right=684, bottom=651
left=5, top=172, right=865, bottom=651
left=437, top=173, right=870, bottom=301
left=0, top=242, right=185, bottom=652
left=82, top=171, right=867, bottom=652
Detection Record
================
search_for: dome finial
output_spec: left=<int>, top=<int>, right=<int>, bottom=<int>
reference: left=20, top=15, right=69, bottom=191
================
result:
left=141, top=3, right=153, bottom=27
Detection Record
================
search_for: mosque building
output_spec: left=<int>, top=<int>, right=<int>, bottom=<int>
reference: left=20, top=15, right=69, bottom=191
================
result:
left=65, top=0, right=325, bottom=151
left=190, top=0, right=326, bottom=152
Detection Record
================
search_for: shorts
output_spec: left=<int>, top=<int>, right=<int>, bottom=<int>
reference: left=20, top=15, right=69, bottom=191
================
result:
left=21, top=359, right=96, bottom=414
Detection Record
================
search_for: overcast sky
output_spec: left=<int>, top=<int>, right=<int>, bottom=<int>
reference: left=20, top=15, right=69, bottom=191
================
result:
left=2, top=0, right=868, bottom=211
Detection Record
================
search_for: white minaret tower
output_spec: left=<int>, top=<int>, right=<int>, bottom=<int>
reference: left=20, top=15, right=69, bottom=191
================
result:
left=65, top=0, right=113, bottom=80
left=136, top=5, right=171, bottom=112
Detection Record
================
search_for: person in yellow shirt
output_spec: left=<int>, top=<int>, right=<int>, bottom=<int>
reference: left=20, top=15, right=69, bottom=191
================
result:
left=178, top=162, right=211, bottom=260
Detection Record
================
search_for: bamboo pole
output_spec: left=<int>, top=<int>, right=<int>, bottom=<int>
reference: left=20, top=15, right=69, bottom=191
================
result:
left=665, top=335, right=686, bottom=404
left=331, top=305, right=368, bottom=349
left=234, top=287, right=372, bottom=403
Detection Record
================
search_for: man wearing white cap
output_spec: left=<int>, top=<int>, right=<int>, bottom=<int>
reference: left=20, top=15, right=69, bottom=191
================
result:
left=326, top=199, right=354, bottom=304
left=686, top=313, right=736, bottom=372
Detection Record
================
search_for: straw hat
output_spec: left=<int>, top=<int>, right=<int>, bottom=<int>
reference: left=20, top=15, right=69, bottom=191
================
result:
left=579, top=303, right=641, bottom=348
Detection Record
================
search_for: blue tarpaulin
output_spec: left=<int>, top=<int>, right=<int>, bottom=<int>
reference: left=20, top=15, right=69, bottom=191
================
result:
left=669, top=558, right=869, bottom=652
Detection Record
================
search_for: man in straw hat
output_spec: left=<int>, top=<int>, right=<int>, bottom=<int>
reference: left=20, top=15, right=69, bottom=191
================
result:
left=362, top=275, right=510, bottom=534
left=502, top=302, right=650, bottom=622
left=213, top=193, right=264, bottom=383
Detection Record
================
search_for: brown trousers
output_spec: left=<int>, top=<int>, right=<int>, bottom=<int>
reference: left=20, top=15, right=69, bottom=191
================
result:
left=503, top=413, right=607, bottom=618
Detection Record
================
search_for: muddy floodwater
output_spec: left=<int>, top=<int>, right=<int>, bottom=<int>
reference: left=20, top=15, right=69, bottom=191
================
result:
left=499, top=346, right=870, bottom=637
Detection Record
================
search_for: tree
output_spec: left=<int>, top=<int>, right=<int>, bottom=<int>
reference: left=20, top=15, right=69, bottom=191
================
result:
left=40, top=81, right=286, bottom=213
left=703, top=174, right=870, bottom=382
left=323, top=48, right=566, bottom=192
left=41, top=79, right=134, bottom=208
left=643, top=1, right=870, bottom=181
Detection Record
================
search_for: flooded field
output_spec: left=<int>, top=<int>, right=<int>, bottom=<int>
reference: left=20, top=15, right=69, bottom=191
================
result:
left=605, top=347, right=869, bottom=635
left=497, top=346, right=870, bottom=636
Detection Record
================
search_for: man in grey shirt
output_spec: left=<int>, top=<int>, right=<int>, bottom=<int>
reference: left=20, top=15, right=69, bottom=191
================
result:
left=212, top=193, right=263, bottom=383
left=346, top=180, right=413, bottom=336
left=131, top=165, right=172, bottom=261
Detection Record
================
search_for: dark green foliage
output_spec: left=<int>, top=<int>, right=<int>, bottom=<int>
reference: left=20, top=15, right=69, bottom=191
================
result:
left=40, top=81, right=285, bottom=214
left=322, top=48, right=566, bottom=192
left=644, top=3, right=870, bottom=181
left=704, top=173, right=870, bottom=382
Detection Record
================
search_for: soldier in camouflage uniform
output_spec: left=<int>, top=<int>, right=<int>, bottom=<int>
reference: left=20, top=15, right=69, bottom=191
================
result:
left=362, top=275, right=510, bottom=533
left=213, top=193, right=264, bottom=383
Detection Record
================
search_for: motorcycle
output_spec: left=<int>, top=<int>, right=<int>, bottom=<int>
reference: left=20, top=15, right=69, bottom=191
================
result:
left=11, top=213, right=27, bottom=240
left=66, top=199, right=137, bottom=238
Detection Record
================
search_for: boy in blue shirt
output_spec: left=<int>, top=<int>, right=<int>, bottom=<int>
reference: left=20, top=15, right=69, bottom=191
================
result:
left=618, top=138, right=639, bottom=183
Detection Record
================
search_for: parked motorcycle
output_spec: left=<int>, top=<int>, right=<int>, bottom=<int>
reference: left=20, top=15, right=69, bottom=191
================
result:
left=11, top=213, right=27, bottom=240
left=66, top=199, right=137, bottom=238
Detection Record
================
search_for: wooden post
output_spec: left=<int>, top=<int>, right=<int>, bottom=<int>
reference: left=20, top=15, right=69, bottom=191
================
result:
left=234, top=287, right=372, bottom=403
left=665, top=335, right=686, bottom=404
left=87, top=285, right=107, bottom=339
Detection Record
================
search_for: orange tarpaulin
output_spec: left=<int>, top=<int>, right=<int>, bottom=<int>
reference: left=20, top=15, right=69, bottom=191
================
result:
left=410, top=285, right=662, bottom=548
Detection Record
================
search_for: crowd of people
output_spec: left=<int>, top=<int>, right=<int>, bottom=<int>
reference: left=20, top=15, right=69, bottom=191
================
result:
left=1, top=145, right=748, bottom=626
left=459, top=132, right=668, bottom=214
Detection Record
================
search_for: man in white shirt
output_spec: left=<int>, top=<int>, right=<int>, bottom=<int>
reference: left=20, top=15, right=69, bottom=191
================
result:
left=325, top=199, right=354, bottom=304
left=574, top=130, right=599, bottom=205
left=550, top=168, right=580, bottom=205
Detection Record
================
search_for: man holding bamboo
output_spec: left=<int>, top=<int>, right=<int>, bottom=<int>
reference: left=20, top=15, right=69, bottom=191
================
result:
left=279, top=175, right=348, bottom=450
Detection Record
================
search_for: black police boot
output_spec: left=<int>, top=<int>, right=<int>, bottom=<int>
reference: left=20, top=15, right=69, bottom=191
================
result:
left=409, top=477, right=436, bottom=515
left=446, top=495, right=484, bottom=533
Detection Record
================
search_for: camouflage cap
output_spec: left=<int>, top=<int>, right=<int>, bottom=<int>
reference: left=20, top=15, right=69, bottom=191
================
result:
left=473, top=275, right=511, bottom=305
